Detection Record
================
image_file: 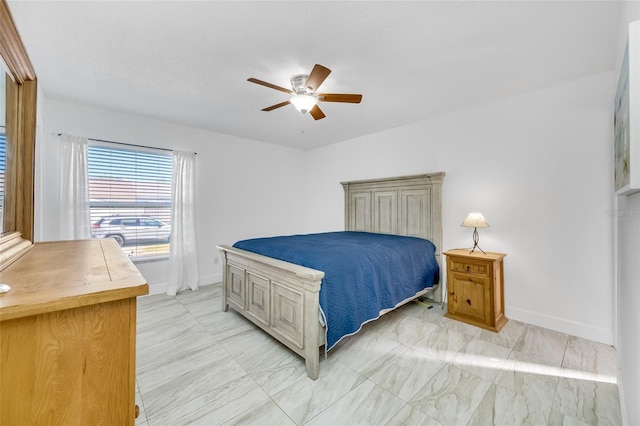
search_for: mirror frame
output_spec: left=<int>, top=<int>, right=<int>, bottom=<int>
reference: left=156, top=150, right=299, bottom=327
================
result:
left=0, top=0, right=37, bottom=270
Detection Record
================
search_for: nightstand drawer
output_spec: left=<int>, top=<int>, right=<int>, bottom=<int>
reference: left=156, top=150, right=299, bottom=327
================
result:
left=449, top=259, right=489, bottom=276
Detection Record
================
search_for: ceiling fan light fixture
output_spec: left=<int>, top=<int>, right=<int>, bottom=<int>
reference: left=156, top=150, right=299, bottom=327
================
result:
left=290, top=94, right=317, bottom=113
left=248, top=64, right=362, bottom=120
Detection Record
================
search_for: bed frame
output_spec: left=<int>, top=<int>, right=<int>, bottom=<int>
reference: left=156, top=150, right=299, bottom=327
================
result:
left=217, top=172, right=444, bottom=379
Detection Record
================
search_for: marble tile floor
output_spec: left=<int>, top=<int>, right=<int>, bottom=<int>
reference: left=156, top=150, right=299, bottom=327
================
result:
left=135, top=283, right=621, bottom=426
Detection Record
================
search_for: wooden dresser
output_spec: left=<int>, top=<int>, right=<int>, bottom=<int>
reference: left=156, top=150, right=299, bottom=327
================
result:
left=0, top=239, right=149, bottom=426
left=443, top=249, right=507, bottom=332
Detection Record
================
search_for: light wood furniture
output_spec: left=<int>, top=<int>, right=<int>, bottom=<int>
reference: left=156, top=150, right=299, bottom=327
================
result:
left=443, top=249, right=507, bottom=332
left=217, top=172, right=444, bottom=379
left=0, top=239, right=149, bottom=426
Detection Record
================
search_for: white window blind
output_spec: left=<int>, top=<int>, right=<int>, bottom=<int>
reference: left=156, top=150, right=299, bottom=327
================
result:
left=0, top=130, right=5, bottom=234
left=88, top=142, right=172, bottom=260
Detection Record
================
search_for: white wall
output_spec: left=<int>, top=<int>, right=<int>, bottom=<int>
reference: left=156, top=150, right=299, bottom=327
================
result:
left=615, top=4, right=640, bottom=425
left=36, top=99, right=308, bottom=294
left=305, top=71, right=615, bottom=345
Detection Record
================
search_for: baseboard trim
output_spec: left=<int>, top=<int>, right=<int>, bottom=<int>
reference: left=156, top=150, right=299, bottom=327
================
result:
left=618, top=366, right=628, bottom=426
left=146, top=273, right=222, bottom=296
left=506, top=305, right=614, bottom=345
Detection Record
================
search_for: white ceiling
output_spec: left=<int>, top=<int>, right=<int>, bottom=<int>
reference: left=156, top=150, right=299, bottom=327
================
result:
left=8, top=1, right=621, bottom=150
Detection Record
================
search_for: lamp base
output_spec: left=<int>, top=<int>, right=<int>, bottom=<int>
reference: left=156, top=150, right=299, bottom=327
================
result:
left=469, top=243, right=486, bottom=254
left=469, top=228, right=487, bottom=254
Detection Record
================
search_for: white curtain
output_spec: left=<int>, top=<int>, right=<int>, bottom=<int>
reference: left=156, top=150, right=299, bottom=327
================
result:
left=167, top=151, right=199, bottom=295
left=59, top=133, right=91, bottom=240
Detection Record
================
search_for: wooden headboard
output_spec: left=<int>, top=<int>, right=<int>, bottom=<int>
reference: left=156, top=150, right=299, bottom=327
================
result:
left=341, top=172, right=445, bottom=300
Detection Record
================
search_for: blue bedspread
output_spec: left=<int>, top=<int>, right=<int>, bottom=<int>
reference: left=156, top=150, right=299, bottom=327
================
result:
left=233, top=231, right=439, bottom=351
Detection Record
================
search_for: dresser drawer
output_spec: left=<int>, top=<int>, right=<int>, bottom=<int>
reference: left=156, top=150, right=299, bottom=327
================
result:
left=449, top=259, right=489, bottom=276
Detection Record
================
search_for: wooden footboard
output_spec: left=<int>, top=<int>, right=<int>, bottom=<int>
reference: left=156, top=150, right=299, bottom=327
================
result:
left=217, top=245, right=325, bottom=379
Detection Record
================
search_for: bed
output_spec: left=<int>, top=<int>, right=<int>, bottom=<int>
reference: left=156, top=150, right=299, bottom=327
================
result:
left=217, top=172, right=444, bottom=379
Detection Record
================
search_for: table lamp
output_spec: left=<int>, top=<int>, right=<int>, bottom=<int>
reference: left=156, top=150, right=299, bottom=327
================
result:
left=461, top=212, right=489, bottom=254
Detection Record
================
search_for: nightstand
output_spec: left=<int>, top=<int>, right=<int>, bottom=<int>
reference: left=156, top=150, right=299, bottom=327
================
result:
left=443, top=249, right=507, bottom=332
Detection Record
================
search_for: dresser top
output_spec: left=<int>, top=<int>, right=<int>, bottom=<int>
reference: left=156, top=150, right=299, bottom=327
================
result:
left=443, top=249, right=506, bottom=261
left=0, top=239, right=148, bottom=321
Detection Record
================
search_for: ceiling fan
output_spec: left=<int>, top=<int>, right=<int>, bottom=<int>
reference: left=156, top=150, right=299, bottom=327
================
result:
left=247, top=64, right=363, bottom=120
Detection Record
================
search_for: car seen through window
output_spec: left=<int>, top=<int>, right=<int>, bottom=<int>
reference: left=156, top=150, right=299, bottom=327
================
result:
left=92, top=215, right=171, bottom=247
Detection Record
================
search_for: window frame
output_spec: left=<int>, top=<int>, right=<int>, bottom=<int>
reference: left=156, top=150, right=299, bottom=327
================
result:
left=0, top=0, right=37, bottom=271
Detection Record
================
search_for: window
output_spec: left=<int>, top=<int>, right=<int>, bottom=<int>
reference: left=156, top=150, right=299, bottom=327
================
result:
left=87, top=143, right=172, bottom=261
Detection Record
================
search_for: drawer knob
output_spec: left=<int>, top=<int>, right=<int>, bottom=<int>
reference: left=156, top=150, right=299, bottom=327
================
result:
left=466, top=299, right=471, bottom=305
left=466, top=266, right=471, bottom=272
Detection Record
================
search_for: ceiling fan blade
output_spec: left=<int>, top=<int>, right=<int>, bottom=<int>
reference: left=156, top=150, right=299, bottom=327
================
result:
left=309, top=105, right=326, bottom=120
left=317, top=93, right=363, bottom=103
left=305, top=64, right=331, bottom=92
left=248, top=78, right=293, bottom=94
left=261, top=100, right=291, bottom=111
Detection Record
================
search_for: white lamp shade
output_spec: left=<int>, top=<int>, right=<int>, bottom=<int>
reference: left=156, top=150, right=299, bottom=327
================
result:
left=461, top=212, right=489, bottom=228
left=290, top=94, right=318, bottom=113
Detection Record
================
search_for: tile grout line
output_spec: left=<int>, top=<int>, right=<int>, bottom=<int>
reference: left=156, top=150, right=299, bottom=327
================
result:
left=174, top=288, right=299, bottom=426
left=460, top=323, right=528, bottom=425
left=140, top=289, right=231, bottom=425
left=546, top=333, right=571, bottom=424
left=135, top=378, right=150, bottom=426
